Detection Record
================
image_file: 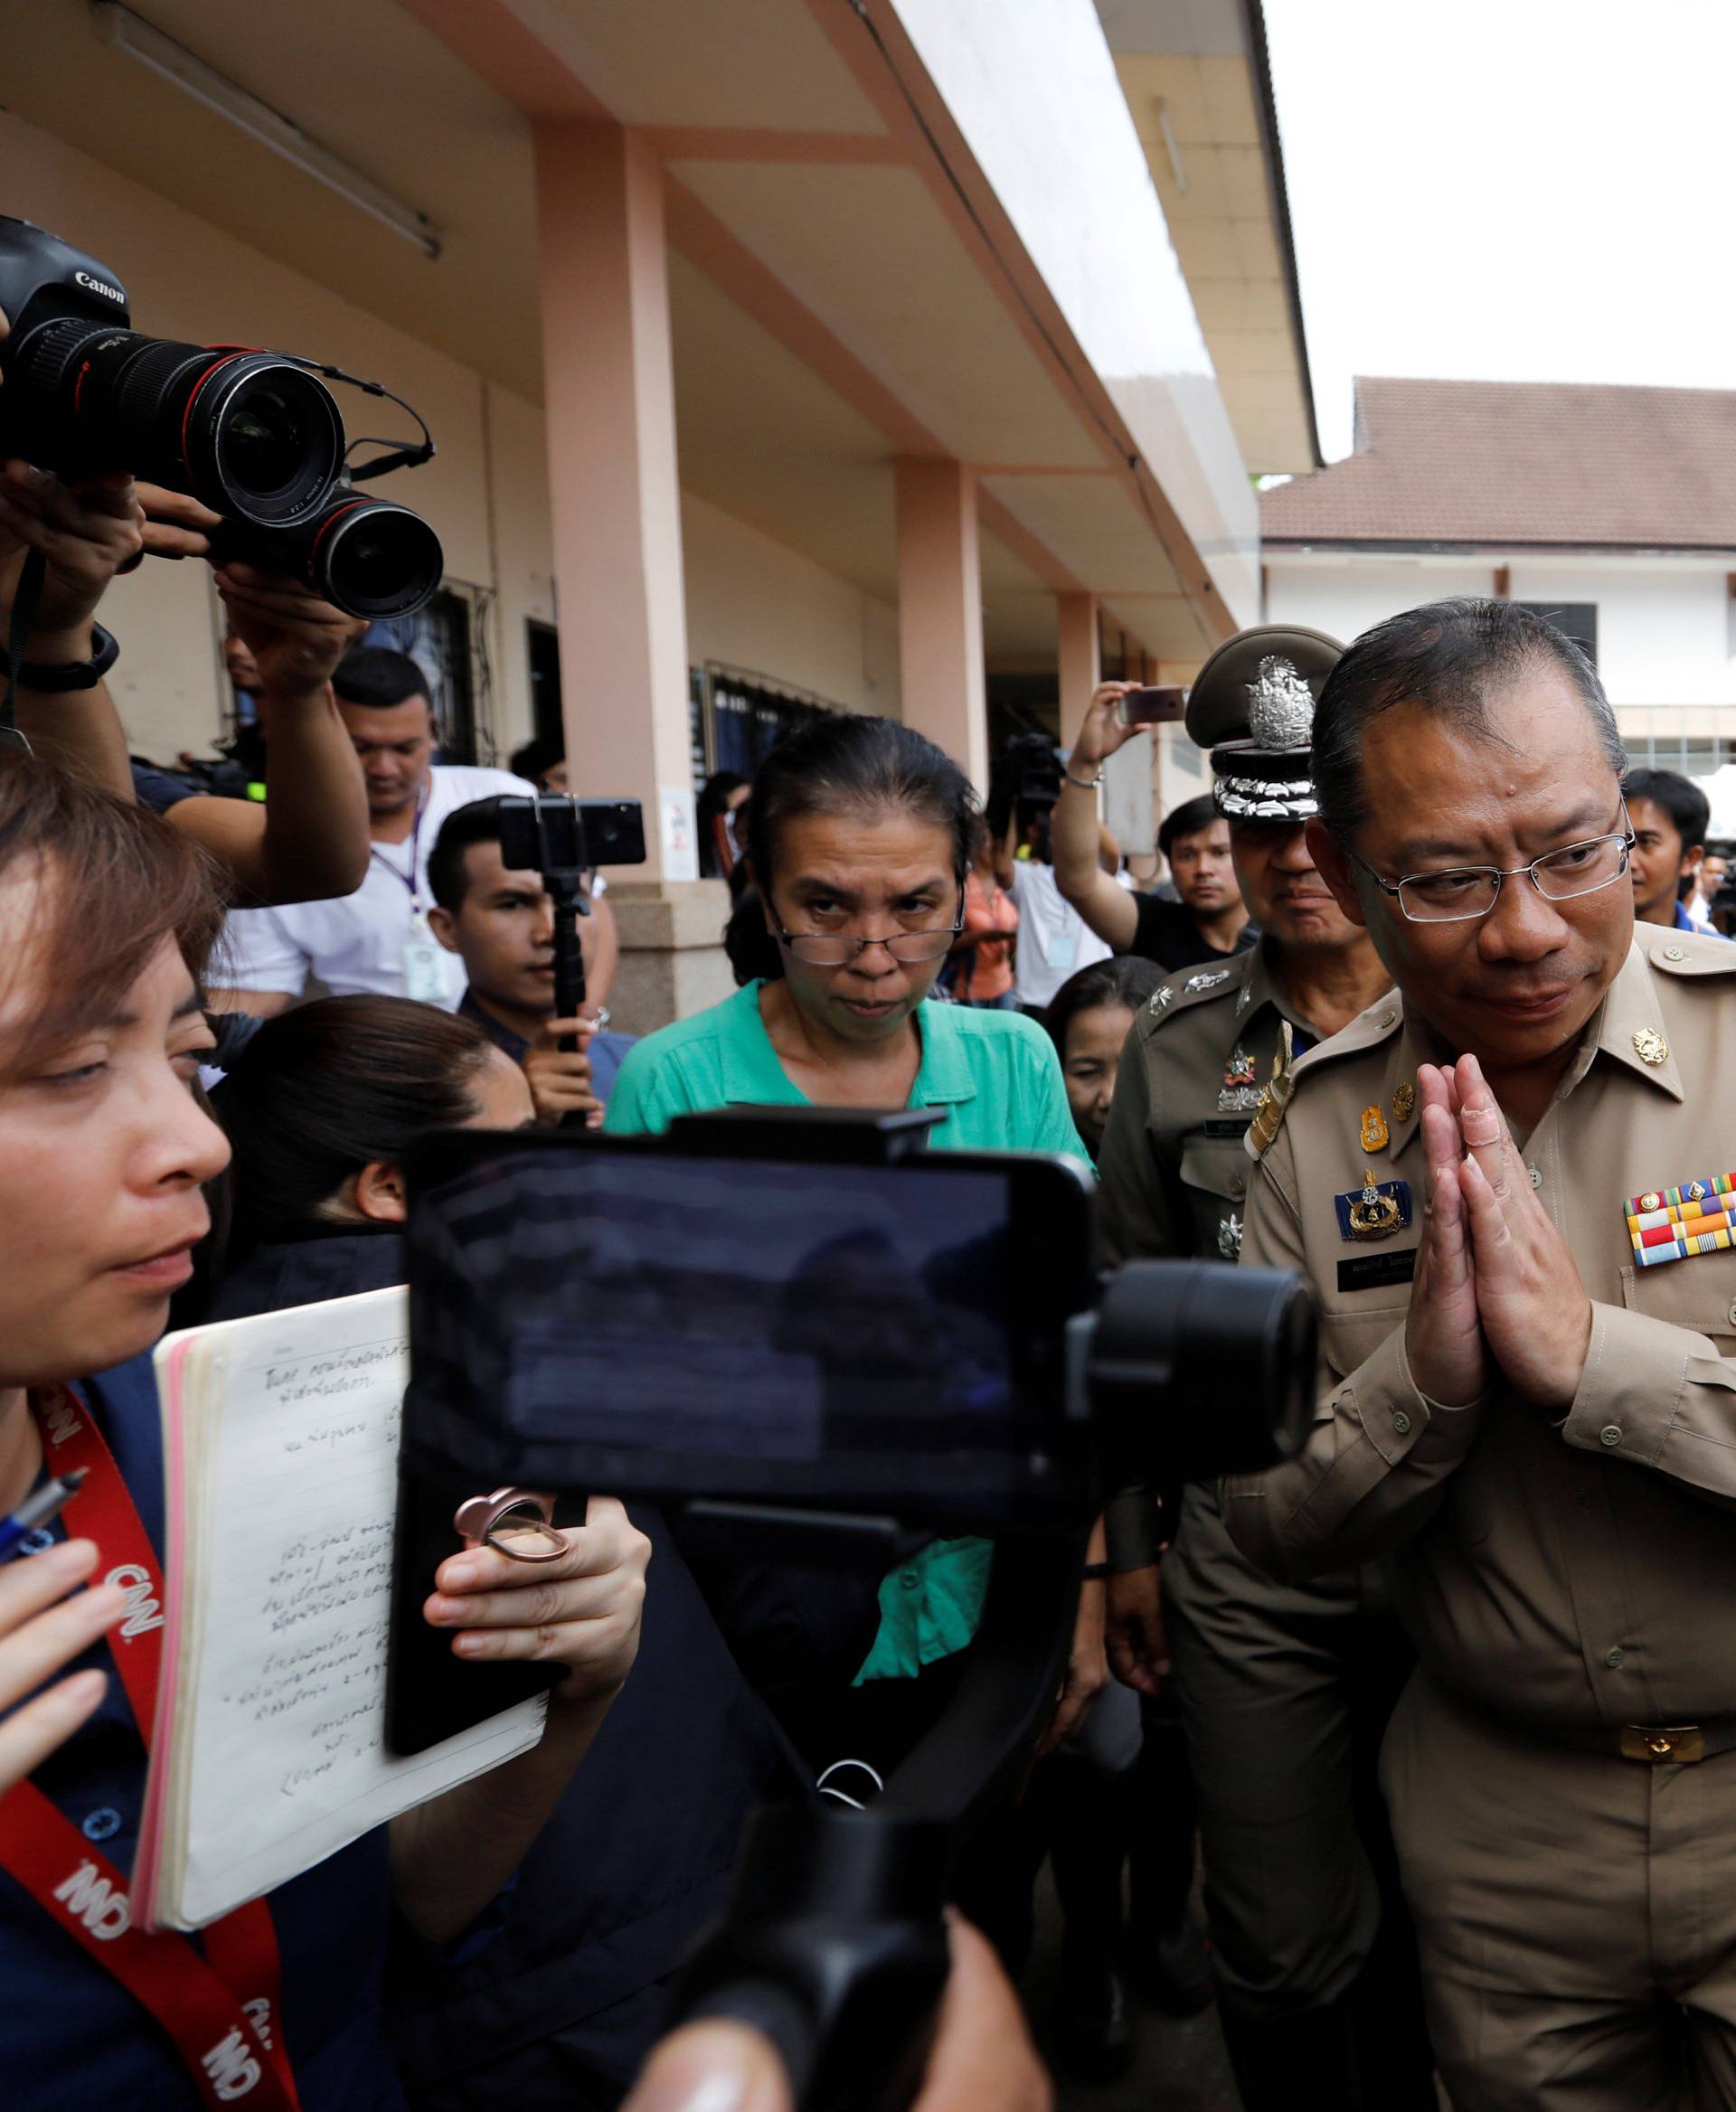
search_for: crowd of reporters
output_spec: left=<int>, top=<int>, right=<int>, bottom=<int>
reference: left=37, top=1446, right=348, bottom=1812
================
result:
left=8, top=295, right=1736, bottom=2112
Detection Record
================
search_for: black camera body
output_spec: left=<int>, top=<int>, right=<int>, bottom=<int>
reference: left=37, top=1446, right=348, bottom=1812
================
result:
left=0, top=216, right=441, bottom=618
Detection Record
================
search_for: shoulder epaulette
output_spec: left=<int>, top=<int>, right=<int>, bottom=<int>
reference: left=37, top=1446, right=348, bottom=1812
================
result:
left=1143, top=956, right=1250, bottom=1033
left=1636, top=924, right=1736, bottom=978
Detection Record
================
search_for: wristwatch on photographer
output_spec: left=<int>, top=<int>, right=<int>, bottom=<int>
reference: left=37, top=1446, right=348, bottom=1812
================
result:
left=0, top=622, right=120, bottom=692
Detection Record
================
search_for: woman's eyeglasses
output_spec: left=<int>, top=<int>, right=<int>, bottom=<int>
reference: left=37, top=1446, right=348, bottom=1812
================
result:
left=776, top=916, right=966, bottom=966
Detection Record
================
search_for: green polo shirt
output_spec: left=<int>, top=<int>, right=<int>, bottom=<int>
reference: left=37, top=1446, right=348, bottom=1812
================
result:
left=605, top=980, right=1089, bottom=1681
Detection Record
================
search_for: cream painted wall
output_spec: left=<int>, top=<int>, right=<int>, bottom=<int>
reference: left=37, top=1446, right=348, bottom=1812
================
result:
left=4, top=113, right=908, bottom=774
left=682, top=492, right=901, bottom=715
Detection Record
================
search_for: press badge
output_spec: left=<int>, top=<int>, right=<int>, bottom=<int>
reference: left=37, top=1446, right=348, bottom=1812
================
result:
left=403, top=917, right=448, bottom=1003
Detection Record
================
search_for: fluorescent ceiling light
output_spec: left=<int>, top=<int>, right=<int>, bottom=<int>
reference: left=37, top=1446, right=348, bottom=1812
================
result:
left=91, top=2, right=442, bottom=259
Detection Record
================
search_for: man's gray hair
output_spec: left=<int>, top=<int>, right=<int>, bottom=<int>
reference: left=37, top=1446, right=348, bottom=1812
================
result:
left=1311, top=599, right=1627, bottom=840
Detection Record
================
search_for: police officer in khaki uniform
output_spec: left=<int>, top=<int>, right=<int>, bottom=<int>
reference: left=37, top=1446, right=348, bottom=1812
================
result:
left=1089, top=629, right=1433, bottom=2108
left=1226, top=596, right=1736, bottom=2109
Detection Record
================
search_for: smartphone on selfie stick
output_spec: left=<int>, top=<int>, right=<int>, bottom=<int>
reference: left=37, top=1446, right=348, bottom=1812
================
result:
left=495, top=795, right=646, bottom=1084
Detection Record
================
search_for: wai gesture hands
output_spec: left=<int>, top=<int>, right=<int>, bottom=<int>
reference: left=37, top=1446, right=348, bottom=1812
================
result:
left=1408, top=1054, right=1593, bottom=1413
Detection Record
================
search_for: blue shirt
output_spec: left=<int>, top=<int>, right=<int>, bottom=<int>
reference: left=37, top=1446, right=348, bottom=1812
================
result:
left=2, top=1357, right=406, bottom=2111
left=458, top=989, right=636, bottom=1106
left=1675, top=899, right=1724, bottom=937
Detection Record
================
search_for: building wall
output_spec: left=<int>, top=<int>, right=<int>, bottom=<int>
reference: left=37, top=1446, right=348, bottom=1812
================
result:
left=1265, top=551, right=1736, bottom=719
left=681, top=494, right=901, bottom=714
left=3, top=112, right=907, bottom=771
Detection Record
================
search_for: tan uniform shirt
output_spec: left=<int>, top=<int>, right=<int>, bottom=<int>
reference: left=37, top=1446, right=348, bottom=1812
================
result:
left=1097, top=941, right=1383, bottom=1589
left=1223, top=923, right=1736, bottom=1736
left=1097, top=943, right=1306, bottom=1275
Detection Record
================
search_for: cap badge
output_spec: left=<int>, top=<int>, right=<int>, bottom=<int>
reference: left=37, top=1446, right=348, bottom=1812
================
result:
left=1626, top=1173, right=1736, bottom=1268
left=1634, top=1028, right=1668, bottom=1067
left=1392, top=1081, right=1417, bottom=1125
left=1245, top=655, right=1316, bottom=750
left=1360, top=1103, right=1390, bottom=1153
left=1335, top=1167, right=1413, bottom=1243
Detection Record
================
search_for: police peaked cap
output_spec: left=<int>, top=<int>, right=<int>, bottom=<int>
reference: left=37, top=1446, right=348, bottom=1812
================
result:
left=1184, top=623, right=1344, bottom=822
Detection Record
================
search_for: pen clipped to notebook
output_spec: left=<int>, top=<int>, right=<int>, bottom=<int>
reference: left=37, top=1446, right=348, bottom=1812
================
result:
left=0, top=1468, right=87, bottom=1561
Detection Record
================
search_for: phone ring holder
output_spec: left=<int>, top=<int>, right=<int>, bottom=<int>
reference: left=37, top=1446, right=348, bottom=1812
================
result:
left=452, top=1486, right=567, bottom=1563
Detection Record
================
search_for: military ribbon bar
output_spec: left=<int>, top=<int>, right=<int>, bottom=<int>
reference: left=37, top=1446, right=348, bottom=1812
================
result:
left=1625, top=1173, right=1736, bottom=1269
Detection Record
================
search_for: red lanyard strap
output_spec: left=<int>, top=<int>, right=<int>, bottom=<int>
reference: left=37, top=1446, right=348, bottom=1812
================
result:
left=0, top=1389, right=302, bottom=2109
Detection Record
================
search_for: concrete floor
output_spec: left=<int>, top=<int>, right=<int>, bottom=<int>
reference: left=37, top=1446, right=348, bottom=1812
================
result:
left=1024, top=1871, right=1241, bottom=2112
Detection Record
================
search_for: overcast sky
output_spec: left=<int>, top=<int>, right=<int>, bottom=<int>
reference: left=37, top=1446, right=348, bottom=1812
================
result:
left=1263, top=0, right=1736, bottom=462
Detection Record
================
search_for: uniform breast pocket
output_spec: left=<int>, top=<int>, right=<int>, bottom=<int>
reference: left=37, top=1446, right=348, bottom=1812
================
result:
left=1319, top=1285, right=1415, bottom=1392
left=1619, top=1256, right=1736, bottom=1353
left=1179, top=1136, right=1251, bottom=1261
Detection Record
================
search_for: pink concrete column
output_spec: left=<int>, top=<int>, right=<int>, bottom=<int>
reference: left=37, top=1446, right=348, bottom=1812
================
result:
left=1057, top=590, right=1101, bottom=749
left=533, top=121, right=696, bottom=882
left=894, top=458, right=988, bottom=789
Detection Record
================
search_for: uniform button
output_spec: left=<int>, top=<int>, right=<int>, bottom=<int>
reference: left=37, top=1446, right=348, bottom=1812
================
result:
left=1392, top=1411, right=1412, bottom=1436
left=1664, top=945, right=1685, bottom=961
left=1528, top=1164, right=1543, bottom=1190
left=1605, top=1647, right=1625, bottom=1669
left=1726, top=1298, right=1736, bottom=1328
left=1377, top=1008, right=1398, bottom=1030
left=900, top=1571, right=920, bottom=1592
left=81, top=1807, right=121, bottom=1843
left=1599, top=1424, right=1623, bottom=1447
left=1229, top=1174, right=1245, bottom=1197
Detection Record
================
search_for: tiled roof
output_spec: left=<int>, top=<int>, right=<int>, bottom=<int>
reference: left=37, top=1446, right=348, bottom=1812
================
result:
left=1260, top=377, right=1736, bottom=550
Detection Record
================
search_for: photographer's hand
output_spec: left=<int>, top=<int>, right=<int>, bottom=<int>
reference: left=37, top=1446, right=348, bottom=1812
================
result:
left=0, top=462, right=144, bottom=795
left=524, top=1018, right=604, bottom=1128
left=423, top=1494, right=648, bottom=1701
left=391, top=1498, right=651, bottom=1945
left=619, top=1911, right=1052, bottom=2112
left=161, top=560, right=371, bottom=904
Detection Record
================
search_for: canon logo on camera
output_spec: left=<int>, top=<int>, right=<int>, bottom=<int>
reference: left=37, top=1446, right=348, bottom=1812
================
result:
left=74, top=270, right=126, bottom=304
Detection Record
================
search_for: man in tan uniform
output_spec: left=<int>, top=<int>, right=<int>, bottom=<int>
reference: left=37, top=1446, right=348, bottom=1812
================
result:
left=1087, top=630, right=1431, bottom=2108
left=1227, top=595, right=1736, bottom=2109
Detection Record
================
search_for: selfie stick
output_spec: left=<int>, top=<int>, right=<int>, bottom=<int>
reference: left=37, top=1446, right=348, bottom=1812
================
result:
left=654, top=1111, right=1088, bottom=2112
left=669, top=1532, right=1084, bottom=2112
left=496, top=794, right=589, bottom=1064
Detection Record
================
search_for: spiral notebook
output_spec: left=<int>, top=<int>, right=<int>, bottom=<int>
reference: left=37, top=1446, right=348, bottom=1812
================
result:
left=137, top=1287, right=545, bottom=1933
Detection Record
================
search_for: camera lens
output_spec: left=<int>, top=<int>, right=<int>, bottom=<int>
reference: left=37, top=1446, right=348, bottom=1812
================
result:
left=312, top=496, right=443, bottom=619
left=218, top=382, right=309, bottom=500
left=1089, top=1259, right=1318, bottom=1486
left=4, top=320, right=343, bottom=526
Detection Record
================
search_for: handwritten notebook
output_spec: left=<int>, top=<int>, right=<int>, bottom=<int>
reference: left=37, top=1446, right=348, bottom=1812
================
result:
left=137, top=1287, right=545, bottom=1932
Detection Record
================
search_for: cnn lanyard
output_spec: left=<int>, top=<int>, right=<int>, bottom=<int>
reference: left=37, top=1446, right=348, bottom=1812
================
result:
left=0, top=1390, right=301, bottom=2110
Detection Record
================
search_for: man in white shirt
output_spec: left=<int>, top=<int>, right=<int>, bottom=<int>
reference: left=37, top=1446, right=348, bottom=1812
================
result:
left=995, top=810, right=1112, bottom=1014
left=212, top=646, right=538, bottom=1014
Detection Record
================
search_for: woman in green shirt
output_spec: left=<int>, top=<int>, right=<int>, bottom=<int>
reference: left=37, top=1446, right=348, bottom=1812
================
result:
left=606, top=713, right=1089, bottom=1766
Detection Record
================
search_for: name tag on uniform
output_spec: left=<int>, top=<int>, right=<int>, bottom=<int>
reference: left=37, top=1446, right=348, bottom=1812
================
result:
left=1337, top=1250, right=1417, bottom=1294
left=1626, top=1174, right=1736, bottom=1268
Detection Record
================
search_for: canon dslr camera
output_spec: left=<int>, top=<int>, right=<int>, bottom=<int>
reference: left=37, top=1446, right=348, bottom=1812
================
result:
left=0, top=216, right=441, bottom=619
